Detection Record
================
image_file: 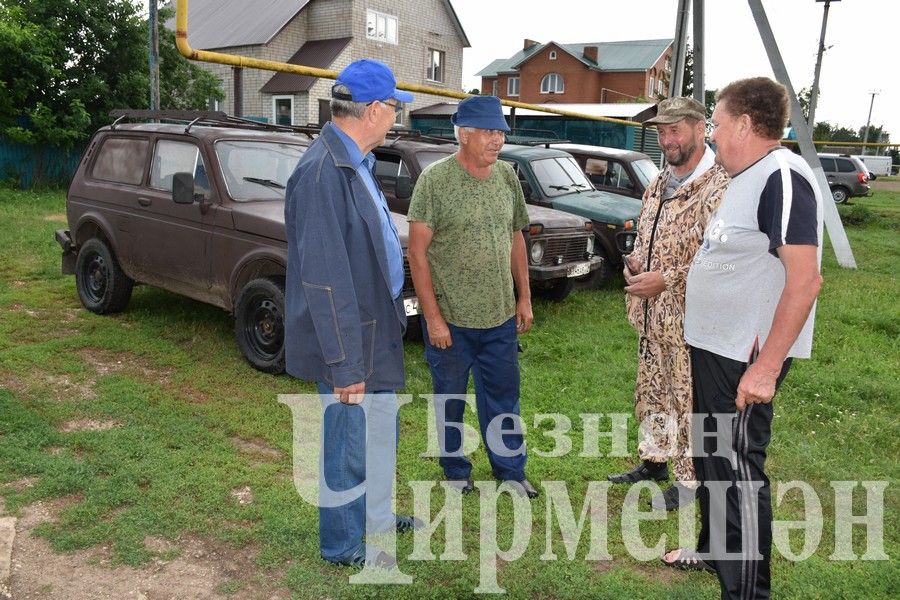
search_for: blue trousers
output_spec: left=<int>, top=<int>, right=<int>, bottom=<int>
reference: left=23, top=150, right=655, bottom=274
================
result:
left=422, top=317, right=527, bottom=481
left=316, top=382, right=398, bottom=562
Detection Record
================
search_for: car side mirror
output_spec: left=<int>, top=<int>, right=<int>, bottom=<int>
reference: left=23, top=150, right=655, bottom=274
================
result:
left=172, top=172, right=195, bottom=204
left=395, top=175, right=413, bottom=200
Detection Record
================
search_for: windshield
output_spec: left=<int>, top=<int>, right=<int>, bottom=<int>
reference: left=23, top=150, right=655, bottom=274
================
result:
left=530, top=156, right=593, bottom=197
left=632, top=158, right=660, bottom=188
left=215, top=140, right=306, bottom=201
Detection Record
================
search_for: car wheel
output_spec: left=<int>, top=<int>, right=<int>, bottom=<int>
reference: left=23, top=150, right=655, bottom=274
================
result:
left=574, top=247, right=612, bottom=289
left=533, top=277, right=575, bottom=302
left=74, top=237, right=134, bottom=314
left=831, top=186, right=849, bottom=204
left=234, top=277, right=285, bottom=374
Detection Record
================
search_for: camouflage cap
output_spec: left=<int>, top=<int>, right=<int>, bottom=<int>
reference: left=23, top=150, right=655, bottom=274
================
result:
left=644, top=97, right=706, bottom=125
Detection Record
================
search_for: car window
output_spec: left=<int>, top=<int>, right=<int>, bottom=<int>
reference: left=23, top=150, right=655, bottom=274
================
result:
left=632, top=158, right=660, bottom=188
left=530, top=157, right=592, bottom=197
left=91, top=137, right=150, bottom=185
left=605, top=161, right=634, bottom=191
left=150, top=140, right=206, bottom=194
left=215, top=140, right=306, bottom=201
left=373, top=151, right=410, bottom=198
left=819, top=157, right=836, bottom=172
left=836, top=158, right=856, bottom=173
left=416, top=151, right=453, bottom=171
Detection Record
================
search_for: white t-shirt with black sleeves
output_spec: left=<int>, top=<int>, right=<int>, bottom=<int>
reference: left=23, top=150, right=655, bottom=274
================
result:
left=684, top=148, right=823, bottom=362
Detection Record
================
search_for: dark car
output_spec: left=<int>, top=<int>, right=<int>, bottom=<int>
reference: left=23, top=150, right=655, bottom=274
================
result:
left=551, top=143, right=659, bottom=200
left=497, top=144, right=642, bottom=288
left=56, top=110, right=420, bottom=374
left=373, top=135, right=602, bottom=302
left=817, top=153, right=871, bottom=203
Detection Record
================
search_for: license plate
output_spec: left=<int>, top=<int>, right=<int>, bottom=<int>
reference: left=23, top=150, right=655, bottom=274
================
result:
left=567, top=261, right=591, bottom=278
left=403, top=297, right=420, bottom=316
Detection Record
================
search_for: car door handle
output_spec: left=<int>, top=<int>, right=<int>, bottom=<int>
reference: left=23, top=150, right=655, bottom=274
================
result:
left=138, top=197, right=152, bottom=207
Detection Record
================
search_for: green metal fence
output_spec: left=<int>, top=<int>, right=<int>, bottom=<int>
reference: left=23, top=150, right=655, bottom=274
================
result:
left=0, top=138, right=84, bottom=188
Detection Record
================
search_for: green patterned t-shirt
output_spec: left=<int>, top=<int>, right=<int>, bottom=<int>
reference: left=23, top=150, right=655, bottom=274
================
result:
left=407, top=155, right=530, bottom=329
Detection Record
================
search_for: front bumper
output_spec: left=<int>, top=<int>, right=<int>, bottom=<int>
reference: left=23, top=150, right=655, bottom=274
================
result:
left=529, top=255, right=602, bottom=281
left=55, top=229, right=76, bottom=274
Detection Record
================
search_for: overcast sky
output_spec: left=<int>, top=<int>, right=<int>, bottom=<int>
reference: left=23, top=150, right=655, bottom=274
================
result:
left=450, top=0, right=897, bottom=140
left=153, top=0, right=898, bottom=140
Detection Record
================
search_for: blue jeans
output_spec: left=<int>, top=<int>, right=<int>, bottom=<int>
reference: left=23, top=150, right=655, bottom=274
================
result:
left=316, top=382, right=399, bottom=562
left=422, top=317, right=527, bottom=481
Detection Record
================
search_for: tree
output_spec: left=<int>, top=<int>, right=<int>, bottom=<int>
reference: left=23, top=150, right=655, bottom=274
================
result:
left=1, top=0, right=147, bottom=147
left=797, top=87, right=812, bottom=122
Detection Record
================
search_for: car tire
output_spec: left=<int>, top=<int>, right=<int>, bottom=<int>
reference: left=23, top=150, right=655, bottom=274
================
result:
left=533, top=277, right=575, bottom=302
left=831, top=186, right=850, bottom=204
left=574, top=247, right=611, bottom=289
left=234, top=277, right=285, bottom=374
left=74, top=237, right=134, bottom=314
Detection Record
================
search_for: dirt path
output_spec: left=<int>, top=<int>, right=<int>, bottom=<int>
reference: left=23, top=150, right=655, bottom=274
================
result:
left=3, top=494, right=291, bottom=600
left=870, top=178, right=900, bottom=192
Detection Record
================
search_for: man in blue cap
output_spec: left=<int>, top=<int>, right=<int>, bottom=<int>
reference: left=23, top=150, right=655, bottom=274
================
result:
left=284, top=59, right=418, bottom=569
left=407, top=95, right=538, bottom=499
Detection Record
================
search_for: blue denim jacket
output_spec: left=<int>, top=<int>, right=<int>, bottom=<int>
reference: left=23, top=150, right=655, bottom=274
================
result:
left=284, top=122, right=406, bottom=390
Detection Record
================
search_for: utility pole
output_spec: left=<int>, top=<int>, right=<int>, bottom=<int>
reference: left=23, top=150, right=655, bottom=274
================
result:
left=808, top=0, right=839, bottom=130
left=149, top=0, right=160, bottom=112
left=861, top=91, right=878, bottom=155
left=692, top=0, right=705, bottom=106
left=668, top=0, right=691, bottom=98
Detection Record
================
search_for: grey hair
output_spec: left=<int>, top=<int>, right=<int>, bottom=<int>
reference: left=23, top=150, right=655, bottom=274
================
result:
left=453, top=125, right=474, bottom=142
left=330, top=84, right=367, bottom=119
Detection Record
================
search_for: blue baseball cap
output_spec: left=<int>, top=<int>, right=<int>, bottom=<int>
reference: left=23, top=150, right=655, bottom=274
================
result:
left=450, top=96, right=510, bottom=132
left=332, top=59, right=414, bottom=104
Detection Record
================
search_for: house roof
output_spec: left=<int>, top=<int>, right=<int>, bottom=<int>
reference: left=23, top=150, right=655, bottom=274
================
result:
left=477, top=38, right=673, bottom=77
left=260, top=37, right=352, bottom=93
left=170, top=0, right=314, bottom=49
left=170, top=0, right=469, bottom=50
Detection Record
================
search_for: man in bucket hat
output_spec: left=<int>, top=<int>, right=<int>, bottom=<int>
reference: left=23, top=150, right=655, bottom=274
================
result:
left=407, top=96, right=539, bottom=499
left=608, top=96, right=728, bottom=512
left=284, top=58, right=419, bottom=569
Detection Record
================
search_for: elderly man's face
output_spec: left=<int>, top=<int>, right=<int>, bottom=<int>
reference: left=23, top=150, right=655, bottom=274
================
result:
left=460, top=128, right=505, bottom=167
left=657, top=118, right=704, bottom=167
left=710, top=101, right=740, bottom=175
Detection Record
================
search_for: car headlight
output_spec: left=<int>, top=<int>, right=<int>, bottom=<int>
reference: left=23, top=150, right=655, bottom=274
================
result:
left=530, top=240, right=545, bottom=264
left=585, top=235, right=595, bottom=255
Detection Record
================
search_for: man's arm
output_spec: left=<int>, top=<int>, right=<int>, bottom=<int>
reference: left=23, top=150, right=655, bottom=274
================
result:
left=511, top=230, right=533, bottom=333
left=408, top=221, right=452, bottom=348
left=736, top=244, right=822, bottom=409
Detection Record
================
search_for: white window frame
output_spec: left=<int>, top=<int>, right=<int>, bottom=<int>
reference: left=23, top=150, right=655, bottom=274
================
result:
left=657, top=79, right=664, bottom=96
left=272, top=95, right=294, bottom=126
left=492, top=80, right=499, bottom=96
left=507, top=76, right=520, bottom=97
left=648, top=76, right=654, bottom=98
left=426, top=48, right=445, bottom=83
left=366, top=9, right=398, bottom=44
left=549, top=50, right=557, bottom=60
left=540, top=73, right=564, bottom=94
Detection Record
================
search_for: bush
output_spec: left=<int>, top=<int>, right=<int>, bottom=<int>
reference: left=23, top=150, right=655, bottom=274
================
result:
left=839, top=203, right=878, bottom=227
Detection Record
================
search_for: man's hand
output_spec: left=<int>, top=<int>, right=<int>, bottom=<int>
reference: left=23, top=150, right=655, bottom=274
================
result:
left=426, top=315, right=453, bottom=349
left=516, top=297, right=533, bottom=333
left=624, top=270, right=667, bottom=299
left=333, top=382, right=366, bottom=405
left=735, top=362, right=781, bottom=410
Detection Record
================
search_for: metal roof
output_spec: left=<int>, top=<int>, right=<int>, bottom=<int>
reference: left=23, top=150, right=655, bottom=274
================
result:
left=260, top=37, right=352, bottom=93
left=477, top=38, right=673, bottom=77
left=166, top=0, right=313, bottom=49
left=169, top=0, right=469, bottom=50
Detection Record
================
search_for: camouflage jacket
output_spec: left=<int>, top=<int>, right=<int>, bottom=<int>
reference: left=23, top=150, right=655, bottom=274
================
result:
left=626, top=156, right=728, bottom=346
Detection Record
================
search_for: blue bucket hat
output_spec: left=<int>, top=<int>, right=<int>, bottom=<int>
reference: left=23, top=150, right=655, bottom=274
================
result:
left=451, top=96, right=510, bottom=132
left=332, top=59, right=414, bottom=103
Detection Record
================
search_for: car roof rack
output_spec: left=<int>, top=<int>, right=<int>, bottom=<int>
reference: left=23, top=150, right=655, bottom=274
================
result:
left=383, top=127, right=456, bottom=147
left=108, top=109, right=322, bottom=138
left=504, top=128, right=570, bottom=147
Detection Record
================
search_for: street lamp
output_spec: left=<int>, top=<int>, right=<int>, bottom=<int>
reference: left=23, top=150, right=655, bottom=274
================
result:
left=862, top=91, right=879, bottom=156
left=808, top=0, right=840, bottom=130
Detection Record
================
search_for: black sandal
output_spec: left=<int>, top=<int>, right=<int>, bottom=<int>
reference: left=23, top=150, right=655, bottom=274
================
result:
left=661, top=548, right=715, bottom=573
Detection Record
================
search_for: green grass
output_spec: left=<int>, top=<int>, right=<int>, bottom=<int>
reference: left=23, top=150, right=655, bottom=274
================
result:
left=0, top=187, right=897, bottom=598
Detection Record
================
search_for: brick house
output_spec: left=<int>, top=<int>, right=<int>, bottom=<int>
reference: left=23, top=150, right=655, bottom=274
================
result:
left=172, top=0, right=469, bottom=126
left=478, top=39, right=673, bottom=105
